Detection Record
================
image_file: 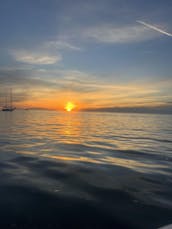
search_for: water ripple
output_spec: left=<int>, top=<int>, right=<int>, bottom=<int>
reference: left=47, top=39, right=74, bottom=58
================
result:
left=0, top=111, right=172, bottom=228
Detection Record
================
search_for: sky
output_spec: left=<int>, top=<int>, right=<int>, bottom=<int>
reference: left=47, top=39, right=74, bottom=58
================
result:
left=0, top=0, right=172, bottom=112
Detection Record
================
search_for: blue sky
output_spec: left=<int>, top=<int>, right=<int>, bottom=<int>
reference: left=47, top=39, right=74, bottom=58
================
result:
left=0, top=0, right=172, bottom=111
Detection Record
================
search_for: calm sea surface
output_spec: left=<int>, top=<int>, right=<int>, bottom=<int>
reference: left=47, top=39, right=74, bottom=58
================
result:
left=0, top=111, right=172, bottom=228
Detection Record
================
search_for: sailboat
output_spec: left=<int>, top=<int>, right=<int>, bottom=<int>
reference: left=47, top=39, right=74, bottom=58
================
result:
left=2, top=89, right=16, bottom=112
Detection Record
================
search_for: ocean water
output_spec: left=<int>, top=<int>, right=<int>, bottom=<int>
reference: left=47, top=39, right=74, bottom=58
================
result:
left=0, top=110, right=172, bottom=228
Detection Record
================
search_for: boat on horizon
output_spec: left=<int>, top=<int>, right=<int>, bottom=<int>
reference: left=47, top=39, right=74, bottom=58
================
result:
left=2, top=107, right=16, bottom=112
left=2, top=89, right=16, bottom=112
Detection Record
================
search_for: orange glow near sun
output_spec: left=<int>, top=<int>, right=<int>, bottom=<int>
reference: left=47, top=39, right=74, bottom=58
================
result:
left=65, top=102, right=75, bottom=112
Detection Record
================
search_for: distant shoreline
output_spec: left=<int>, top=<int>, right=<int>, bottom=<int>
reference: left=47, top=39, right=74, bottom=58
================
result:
left=4, top=108, right=172, bottom=115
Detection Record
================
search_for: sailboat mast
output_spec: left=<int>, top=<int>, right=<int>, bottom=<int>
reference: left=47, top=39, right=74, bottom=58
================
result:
left=2, top=88, right=15, bottom=111
left=10, top=88, right=12, bottom=108
left=5, top=92, right=7, bottom=107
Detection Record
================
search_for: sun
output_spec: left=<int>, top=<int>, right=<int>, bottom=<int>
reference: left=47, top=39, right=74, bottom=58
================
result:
left=65, top=102, right=75, bottom=112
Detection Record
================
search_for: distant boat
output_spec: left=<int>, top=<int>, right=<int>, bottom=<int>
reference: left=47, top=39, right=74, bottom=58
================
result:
left=2, top=107, right=16, bottom=112
left=2, top=89, right=16, bottom=112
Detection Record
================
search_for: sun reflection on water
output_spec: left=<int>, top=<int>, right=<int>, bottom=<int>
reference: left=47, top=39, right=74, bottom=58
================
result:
left=0, top=111, right=172, bottom=175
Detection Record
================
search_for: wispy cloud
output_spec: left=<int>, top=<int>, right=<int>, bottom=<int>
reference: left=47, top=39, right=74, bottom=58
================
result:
left=10, top=39, right=81, bottom=65
left=82, top=24, right=160, bottom=43
left=137, top=20, right=172, bottom=37
left=0, top=67, right=172, bottom=110
left=10, top=50, right=62, bottom=65
left=45, top=40, right=81, bottom=51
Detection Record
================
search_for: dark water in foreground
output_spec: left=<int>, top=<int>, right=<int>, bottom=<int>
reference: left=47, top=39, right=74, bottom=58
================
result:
left=0, top=111, right=172, bottom=229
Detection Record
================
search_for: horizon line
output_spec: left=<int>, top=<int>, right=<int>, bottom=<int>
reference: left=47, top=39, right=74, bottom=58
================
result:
left=3, top=106, right=172, bottom=115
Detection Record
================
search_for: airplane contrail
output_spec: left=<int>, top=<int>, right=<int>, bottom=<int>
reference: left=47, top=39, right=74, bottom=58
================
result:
left=137, top=20, right=172, bottom=37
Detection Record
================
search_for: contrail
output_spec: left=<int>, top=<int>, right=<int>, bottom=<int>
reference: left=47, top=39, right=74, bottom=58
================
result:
left=137, top=20, right=172, bottom=37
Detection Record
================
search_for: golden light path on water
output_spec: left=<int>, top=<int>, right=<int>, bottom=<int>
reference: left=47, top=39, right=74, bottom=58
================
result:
left=1, top=110, right=171, bottom=175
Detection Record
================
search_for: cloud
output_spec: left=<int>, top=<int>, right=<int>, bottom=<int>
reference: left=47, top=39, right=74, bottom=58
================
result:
left=0, top=67, right=172, bottom=111
left=45, top=40, right=81, bottom=51
left=82, top=24, right=160, bottom=43
left=10, top=40, right=80, bottom=66
left=10, top=50, right=62, bottom=65
left=137, top=20, right=172, bottom=37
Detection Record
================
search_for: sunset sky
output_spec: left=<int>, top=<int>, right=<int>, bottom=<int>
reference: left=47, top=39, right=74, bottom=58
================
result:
left=0, top=0, right=172, bottom=112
